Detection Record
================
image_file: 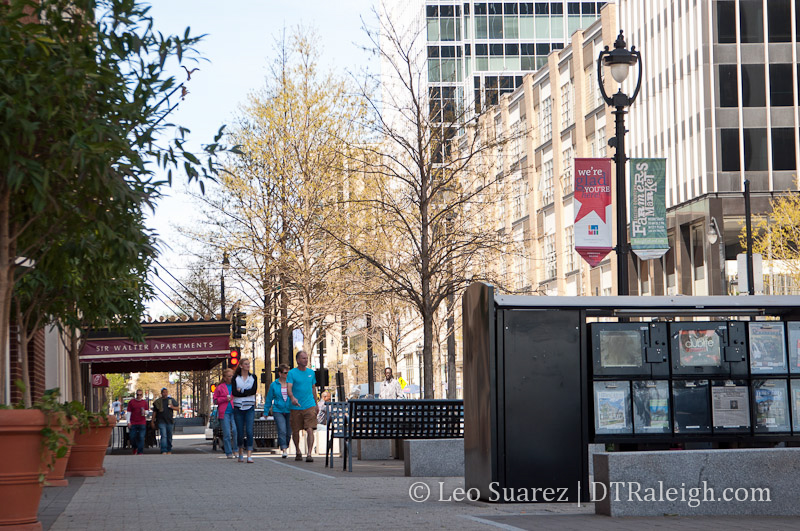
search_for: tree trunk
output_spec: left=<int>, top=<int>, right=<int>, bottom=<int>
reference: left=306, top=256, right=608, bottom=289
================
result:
left=69, top=329, right=82, bottom=403
left=0, top=189, right=12, bottom=405
left=279, top=276, right=290, bottom=367
left=15, top=307, right=32, bottom=407
left=446, top=291, right=456, bottom=399
left=422, top=307, right=434, bottom=399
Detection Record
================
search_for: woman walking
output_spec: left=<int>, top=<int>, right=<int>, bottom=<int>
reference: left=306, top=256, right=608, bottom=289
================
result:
left=266, top=364, right=292, bottom=458
left=232, top=358, right=258, bottom=463
left=213, top=368, right=238, bottom=458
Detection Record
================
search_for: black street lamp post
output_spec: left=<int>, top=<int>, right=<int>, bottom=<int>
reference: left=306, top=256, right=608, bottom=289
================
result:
left=597, top=30, right=642, bottom=296
left=221, top=252, right=230, bottom=319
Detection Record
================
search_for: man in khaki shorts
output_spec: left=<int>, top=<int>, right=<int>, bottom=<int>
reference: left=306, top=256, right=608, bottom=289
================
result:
left=287, top=350, right=319, bottom=462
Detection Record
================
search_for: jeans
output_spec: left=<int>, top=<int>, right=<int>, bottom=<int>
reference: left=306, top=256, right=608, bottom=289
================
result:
left=158, top=422, right=174, bottom=453
left=233, top=407, right=255, bottom=451
left=273, top=411, right=291, bottom=450
left=129, top=424, right=145, bottom=454
left=220, top=411, right=238, bottom=456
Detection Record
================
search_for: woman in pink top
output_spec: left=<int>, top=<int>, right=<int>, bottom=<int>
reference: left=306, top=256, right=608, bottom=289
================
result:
left=213, top=369, right=238, bottom=458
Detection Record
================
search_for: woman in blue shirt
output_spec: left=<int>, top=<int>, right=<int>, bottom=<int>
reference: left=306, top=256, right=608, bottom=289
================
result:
left=266, top=364, right=292, bottom=458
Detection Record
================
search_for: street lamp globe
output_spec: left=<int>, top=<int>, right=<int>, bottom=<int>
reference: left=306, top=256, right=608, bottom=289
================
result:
left=602, top=31, right=640, bottom=85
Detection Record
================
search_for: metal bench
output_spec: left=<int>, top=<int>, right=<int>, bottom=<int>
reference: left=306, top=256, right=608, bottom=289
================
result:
left=325, top=402, right=348, bottom=468
left=212, top=418, right=278, bottom=451
left=343, top=399, right=464, bottom=471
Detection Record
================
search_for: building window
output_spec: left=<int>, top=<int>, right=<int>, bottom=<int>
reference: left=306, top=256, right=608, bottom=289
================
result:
left=512, top=177, right=523, bottom=220
left=541, top=97, right=552, bottom=143
left=741, top=64, right=766, bottom=107
left=720, top=129, right=740, bottom=171
left=691, top=223, right=705, bottom=282
left=560, top=82, right=573, bottom=127
left=717, top=1, right=736, bottom=43
left=597, top=128, right=606, bottom=157
left=561, top=147, right=573, bottom=195
left=767, top=0, right=792, bottom=42
left=542, top=159, right=554, bottom=205
left=664, top=232, right=676, bottom=295
left=718, top=65, right=738, bottom=107
left=740, top=0, right=764, bottom=43
left=565, top=225, right=576, bottom=272
left=772, top=128, right=797, bottom=171
left=743, top=128, right=768, bottom=171
left=769, top=64, right=793, bottom=107
left=544, top=234, right=557, bottom=279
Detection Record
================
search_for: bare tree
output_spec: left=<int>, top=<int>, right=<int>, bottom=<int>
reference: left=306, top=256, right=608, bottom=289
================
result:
left=331, top=7, right=524, bottom=398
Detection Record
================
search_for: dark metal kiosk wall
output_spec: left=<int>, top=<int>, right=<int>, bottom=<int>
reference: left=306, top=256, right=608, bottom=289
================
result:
left=463, top=283, right=588, bottom=502
left=464, top=282, right=800, bottom=503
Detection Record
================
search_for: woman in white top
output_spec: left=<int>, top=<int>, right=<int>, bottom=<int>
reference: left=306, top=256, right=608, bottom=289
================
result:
left=232, top=358, right=258, bottom=463
left=266, top=364, right=292, bottom=458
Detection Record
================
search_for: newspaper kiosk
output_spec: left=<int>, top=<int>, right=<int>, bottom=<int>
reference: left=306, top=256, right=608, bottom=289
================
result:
left=462, top=282, right=800, bottom=502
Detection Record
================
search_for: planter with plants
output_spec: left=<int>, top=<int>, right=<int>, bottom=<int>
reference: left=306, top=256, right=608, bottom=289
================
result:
left=64, top=401, right=116, bottom=477
left=0, top=387, right=76, bottom=528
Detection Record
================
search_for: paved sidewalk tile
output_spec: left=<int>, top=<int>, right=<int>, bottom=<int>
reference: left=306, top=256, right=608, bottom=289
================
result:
left=43, top=435, right=800, bottom=530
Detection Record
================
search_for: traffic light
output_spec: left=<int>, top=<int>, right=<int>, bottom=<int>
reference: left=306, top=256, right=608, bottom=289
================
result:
left=229, top=347, right=240, bottom=368
left=232, top=311, right=246, bottom=339
left=210, top=384, right=217, bottom=394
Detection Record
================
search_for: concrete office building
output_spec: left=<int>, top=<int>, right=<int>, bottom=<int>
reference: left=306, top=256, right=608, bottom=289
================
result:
left=422, top=1, right=608, bottom=117
left=463, top=5, right=618, bottom=296
left=618, top=0, right=800, bottom=296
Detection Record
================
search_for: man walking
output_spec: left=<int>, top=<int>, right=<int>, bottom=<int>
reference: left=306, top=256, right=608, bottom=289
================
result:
left=112, top=397, right=122, bottom=420
left=379, top=367, right=403, bottom=399
left=152, top=387, right=179, bottom=454
left=126, top=390, right=148, bottom=455
left=287, top=351, right=319, bottom=462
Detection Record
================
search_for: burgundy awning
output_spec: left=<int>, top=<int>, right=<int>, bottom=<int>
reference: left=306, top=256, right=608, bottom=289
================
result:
left=80, top=333, right=230, bottom=373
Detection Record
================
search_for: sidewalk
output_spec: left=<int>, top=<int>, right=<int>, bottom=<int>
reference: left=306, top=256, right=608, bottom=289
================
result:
left=40, top=435, right=800, bottom=530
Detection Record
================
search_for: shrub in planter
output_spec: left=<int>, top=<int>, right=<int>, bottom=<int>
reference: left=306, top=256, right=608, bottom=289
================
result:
left=64, top=401, right=116, bottom=477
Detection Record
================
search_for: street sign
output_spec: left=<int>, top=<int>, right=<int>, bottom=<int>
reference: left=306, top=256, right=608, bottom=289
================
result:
left=737, top=253, right=763, bottom=294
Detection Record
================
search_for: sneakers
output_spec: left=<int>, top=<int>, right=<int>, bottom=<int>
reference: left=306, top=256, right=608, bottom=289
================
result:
left=295, top=454, right=303, bottom=461
left=281, top=450, right=288, bottom=459
left=305, top=456, right=314, bottom=463
left=246, top=457, right=254, bottom=464
left=226, top=455, right=234, bottom=459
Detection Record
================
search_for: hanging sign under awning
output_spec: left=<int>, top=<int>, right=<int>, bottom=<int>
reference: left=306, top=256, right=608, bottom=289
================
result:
left=574, top=158, right=613, bottom=267
left=630, top=158, right=668, bottom=260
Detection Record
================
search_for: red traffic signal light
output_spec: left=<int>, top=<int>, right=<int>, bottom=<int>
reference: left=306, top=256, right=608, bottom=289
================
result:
left=229, top=347, right=240, bottom=367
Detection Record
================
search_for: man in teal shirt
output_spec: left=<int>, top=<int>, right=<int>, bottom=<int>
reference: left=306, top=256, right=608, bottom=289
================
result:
left=287, top=350, right=319, bottom=462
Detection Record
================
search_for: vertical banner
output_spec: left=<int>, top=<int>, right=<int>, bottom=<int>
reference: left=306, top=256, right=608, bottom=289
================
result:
left=574, top=158, right=612, bottom=267
left=630, top=158, right=668, bottom=260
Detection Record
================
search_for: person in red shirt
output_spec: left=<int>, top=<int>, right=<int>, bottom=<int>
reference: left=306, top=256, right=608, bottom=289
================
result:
left=127, top=389, right=149, bottom=455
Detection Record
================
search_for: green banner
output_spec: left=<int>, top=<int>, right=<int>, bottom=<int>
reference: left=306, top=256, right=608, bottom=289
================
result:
left=629, top=158, right=668, bottom=260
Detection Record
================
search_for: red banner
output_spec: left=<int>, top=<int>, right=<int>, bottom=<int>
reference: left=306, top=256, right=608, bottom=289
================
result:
left=91, top=374, right=109, bottom=387
left=574, top=158, right=613, bottom=267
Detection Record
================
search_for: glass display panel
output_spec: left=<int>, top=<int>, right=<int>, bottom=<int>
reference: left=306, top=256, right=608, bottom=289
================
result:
left=599, top=330, right=643, bottom=368
left=792, top=380, right=800, bottom=434
left=633, top=381, right=670, bottom=434
left=711, top=380, right=750, bottom=431
left=677, top=330, right=721, bottom=368
left=673, top=380, right=711, bottom=434
left=749, top=322, right=787, bottom=374
left=753, top=379, right=790, bottom=433
left=593, top=381, right=632, bottom=435
left=788, top=323, right=800, bottom=374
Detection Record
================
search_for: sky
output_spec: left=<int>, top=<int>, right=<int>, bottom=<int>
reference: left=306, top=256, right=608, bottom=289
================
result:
left=143, top=1, right=375, bottom=316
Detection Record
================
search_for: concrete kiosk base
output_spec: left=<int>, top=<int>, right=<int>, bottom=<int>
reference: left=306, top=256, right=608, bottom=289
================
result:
left=357, top=439, right=391, bottom=460
left=594, top=448, right=800, bottom=516
left=403, top=439, right=463, bottom=477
